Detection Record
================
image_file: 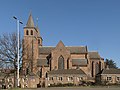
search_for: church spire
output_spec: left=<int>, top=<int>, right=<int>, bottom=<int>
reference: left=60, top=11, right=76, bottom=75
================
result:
left=26, top=13, right=35, bottom=27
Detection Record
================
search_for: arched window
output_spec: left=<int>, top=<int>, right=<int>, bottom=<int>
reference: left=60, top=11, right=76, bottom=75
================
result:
left=38, top=39, right=40, bottom=44
left=26, top=68, right=29, bottom=75
left=67, top=59, right=69, bottom=69
left=99, top=61, right=101, bottom=71
left=40, top=68, right=42, bottom=78
left=31, top=30, right=33, bottom=35
left=26, top=30, right=29, bottom=35
left=58, top=55, right=64, bottom=69
left=46, top=72, right=48, bottom=78
left=91, top=61, right=94, bottom=77
left=95, top=63, right=99, bottom=75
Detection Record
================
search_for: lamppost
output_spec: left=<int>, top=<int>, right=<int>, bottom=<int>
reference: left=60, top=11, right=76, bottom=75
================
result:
left=13, top=16, right=23, bottom=87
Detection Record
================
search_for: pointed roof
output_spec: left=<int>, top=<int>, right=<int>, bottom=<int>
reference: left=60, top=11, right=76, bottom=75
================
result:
left=26, top=13, right=35, bottom=27
left=56, top=40, right=65, bottom=48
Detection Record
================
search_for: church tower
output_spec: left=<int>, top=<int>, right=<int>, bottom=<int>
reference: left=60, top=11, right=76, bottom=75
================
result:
left=22, top=13, right=43, bottom=74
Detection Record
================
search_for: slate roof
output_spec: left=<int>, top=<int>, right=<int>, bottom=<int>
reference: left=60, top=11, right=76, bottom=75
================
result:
left=72, top=59, right=88, bottom=66
left=26, top=13, right=35, bottom=27
left=67, top=46, right=87, bottom=54
left=39, top=46, right=87, bottom=54
left=37, top=59, right=49, bottom=67
left=102, top=68, right=120, bottom=74
left=39, top=47, right=55, bottom=54
left=88, top=52, right=100, bottom=59
left=48, top=69, right=86, bottom=75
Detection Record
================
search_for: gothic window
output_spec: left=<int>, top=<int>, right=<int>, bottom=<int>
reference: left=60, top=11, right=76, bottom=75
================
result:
left=67, top=59, right=69, bottom=69
left=40, top=68, right=42, bottom=78
left=46, top=72, right=48, bottom=78
left=95, top=63, right=99, bottom=75
left=91, top=61, right=94, bottom=77
left=31, top=30, right=33, bottom=35
left=26, top=30, right=29, bottom=35
left=58, top=55, right=64, bottom=69
left=99, top=61, right=101, bottom=71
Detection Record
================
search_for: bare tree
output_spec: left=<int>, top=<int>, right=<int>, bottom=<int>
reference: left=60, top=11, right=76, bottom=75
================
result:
left=0, top=32, right=22, bottom=68
left=0, top=60, right=4, bottom=69
left=0, top=32, right=22, bottom=87
left=0, top=32, right=36, bottom=87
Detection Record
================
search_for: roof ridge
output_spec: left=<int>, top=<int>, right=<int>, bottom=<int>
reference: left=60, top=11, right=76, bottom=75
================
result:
left=66, top=46, right=86, bottom=47
left=39, top=46, right=55, bottom=47
left=89, top=51, right=98, bottom=53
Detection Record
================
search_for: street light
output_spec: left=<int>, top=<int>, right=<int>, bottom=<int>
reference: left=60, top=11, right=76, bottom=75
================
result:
left=13, top=16, right=23, bottom=87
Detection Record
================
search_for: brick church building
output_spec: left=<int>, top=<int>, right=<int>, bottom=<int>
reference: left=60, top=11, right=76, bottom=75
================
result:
left=1, top=13, right=120, bottom=89
left=22, top=13, right=106, bottom=87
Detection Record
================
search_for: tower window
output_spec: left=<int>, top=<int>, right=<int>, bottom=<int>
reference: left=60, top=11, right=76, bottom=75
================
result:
left=26, top=30, right=29, bottom=35
left=38, top=39, right=40, bottom=44
left=31, top=30, right=33, bottom=35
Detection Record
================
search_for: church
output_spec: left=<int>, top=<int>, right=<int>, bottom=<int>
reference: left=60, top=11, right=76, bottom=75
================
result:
left=22, top=13, right=105, bottom=87
left=1, top=13, right=120, bottom=89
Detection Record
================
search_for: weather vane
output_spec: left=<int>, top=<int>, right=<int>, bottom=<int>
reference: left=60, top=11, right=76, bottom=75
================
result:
left=36, top=17, right=39, bottom=27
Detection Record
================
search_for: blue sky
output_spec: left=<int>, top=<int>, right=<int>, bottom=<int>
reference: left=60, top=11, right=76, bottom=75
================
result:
left=0, top=0, right=120, bottom=68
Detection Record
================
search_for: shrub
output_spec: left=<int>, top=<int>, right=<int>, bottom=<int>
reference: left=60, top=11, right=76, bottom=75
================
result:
left=49, top=83, right=75, bottom=87
left=79, top=80, right=95, bottom=86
